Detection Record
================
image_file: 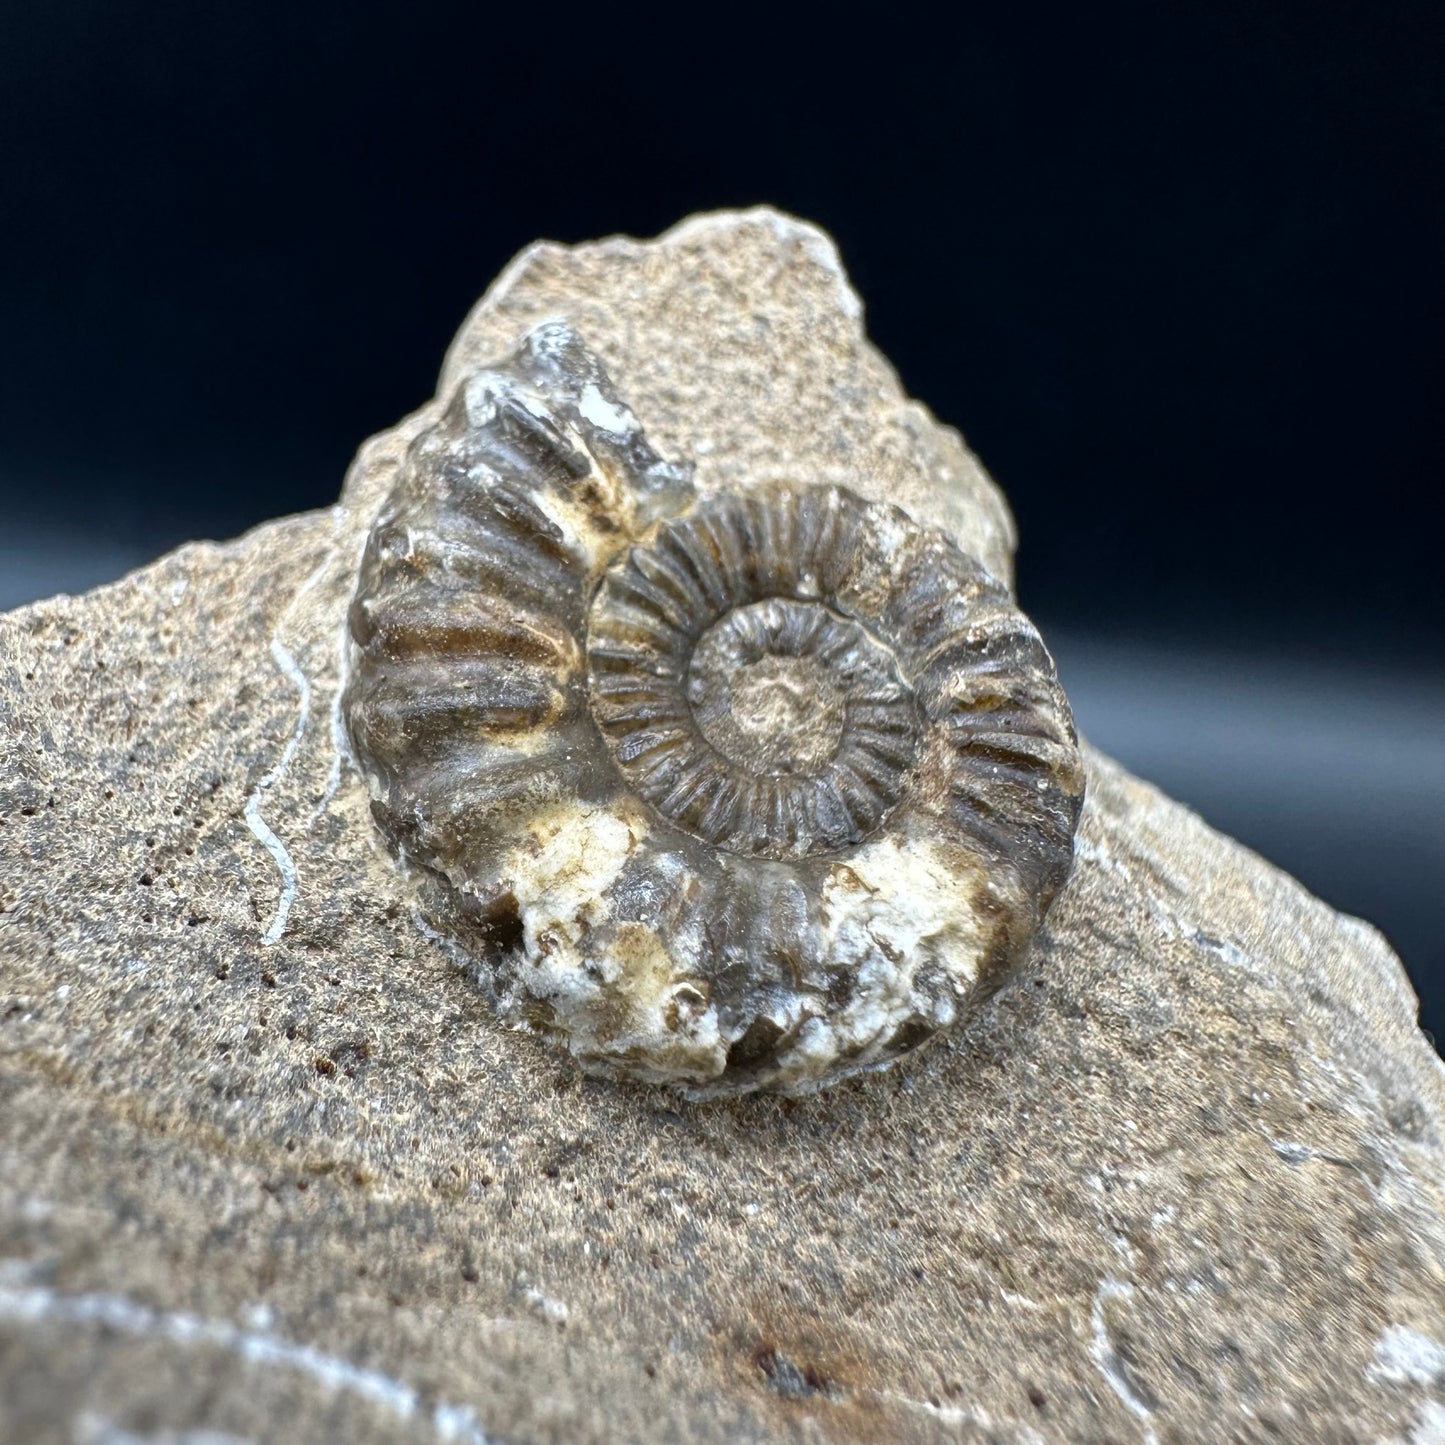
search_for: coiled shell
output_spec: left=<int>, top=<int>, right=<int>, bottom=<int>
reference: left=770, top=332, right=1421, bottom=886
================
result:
left=344, top=323, right=1084, bottom=1095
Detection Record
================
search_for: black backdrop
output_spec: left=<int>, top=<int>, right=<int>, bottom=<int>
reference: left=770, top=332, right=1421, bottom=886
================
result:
left=2, top=2, right=1441, bottom=1031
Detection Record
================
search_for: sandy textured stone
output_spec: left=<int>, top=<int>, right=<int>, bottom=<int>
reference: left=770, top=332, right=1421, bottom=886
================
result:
left=2, top=209, right=1443, bottom=1444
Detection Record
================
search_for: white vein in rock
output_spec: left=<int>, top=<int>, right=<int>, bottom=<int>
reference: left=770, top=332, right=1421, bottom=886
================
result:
left=0, top=1283, right=496, bottom=1445
left=244, top=637, right=309, bottom=946
left=1089, top=1278, right=1159, bottom=1445
left=243, top=537, right=338, bottom=945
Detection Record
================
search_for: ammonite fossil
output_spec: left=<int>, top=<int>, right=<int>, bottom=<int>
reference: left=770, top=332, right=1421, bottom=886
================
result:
left=343, top=322, right=1084, bottom=1096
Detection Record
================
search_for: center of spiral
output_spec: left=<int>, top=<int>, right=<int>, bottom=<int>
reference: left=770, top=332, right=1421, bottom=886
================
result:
left=689, top=637, right=848, bottom=775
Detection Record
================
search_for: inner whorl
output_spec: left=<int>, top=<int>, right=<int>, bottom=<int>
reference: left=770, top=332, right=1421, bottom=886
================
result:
left=586, top=484, right=924, bottom=861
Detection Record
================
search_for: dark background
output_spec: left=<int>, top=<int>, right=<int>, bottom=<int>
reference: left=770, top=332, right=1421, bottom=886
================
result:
left=2, top=3, right=1441, bottom=1034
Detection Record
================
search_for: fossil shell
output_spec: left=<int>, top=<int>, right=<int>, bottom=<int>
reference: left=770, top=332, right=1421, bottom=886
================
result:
left=343, top=322, right=1085, bottom=1096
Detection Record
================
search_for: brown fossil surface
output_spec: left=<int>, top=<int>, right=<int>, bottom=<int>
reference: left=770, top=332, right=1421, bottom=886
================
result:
left=2, top=209, right=1442, bottom=1444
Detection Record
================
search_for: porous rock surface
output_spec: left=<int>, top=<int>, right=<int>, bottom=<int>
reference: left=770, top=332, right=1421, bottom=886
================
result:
left=2, top=209, right=1443, bottom=1444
